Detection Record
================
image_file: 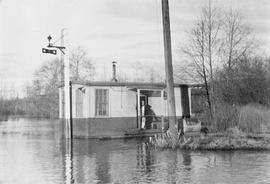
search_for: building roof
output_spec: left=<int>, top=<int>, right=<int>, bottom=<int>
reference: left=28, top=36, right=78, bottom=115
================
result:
left=66, top=80, right=203, bottom=88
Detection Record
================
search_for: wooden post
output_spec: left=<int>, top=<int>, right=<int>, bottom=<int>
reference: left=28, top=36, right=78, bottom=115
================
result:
left=64, top=51, right=71, bottom=138
left=137, top=89, right=141, bottom=129
left=69, top=81, right=73, bottom=139
left=60, top=28, right=72, bottom=139
left=59, top=88, right=62, bottom=119
left=161, top=0, right=177, bottom=133
left=161, top=89, right=164, bottom=130
left=60, top=29, right=65, bottom=119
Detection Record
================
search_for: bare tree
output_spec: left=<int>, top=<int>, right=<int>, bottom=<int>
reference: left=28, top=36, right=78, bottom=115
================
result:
left=33, top=58, right=62, bottom=94
left=117, top=70, right=129, bottom=82
left=148, top=67, right=164, bottom=83
left=131, top=61, right=146, bottom=82
left=219, top=10, right=256, bottom=71
left=23, top=58, right=62, bottom=118
left=130, top=61, right=165, bottom=83
left=174, top=61, right=201, bottom=84
left=217, top=10, right=257, bottom=102
left=69, top=46, right=95, bottom=81
left=183, top=1, right=221, bottom=120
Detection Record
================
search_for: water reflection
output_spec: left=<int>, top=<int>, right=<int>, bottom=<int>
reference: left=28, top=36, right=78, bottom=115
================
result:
left=63, top=140, right=74, bottom=184
left=66, top=139, right=270, bottom=184
left=166, top=151, right=178, bottom=184
left=62, top=139, right=160, bottom=184
left=182, top=151, right=192, bottom=171
left=137, top=142, right=155, bottom=173
left=1, top=119, right=270, bottom=184
left=94, top=141, right=111, bottom=183
left=67, top=139, right=148, bottom=183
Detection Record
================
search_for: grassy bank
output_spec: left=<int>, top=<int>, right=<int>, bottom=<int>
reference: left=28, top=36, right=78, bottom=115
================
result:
left=149, top=128, right=270, bottom=150
left=150, top=104, right=270, bottom=150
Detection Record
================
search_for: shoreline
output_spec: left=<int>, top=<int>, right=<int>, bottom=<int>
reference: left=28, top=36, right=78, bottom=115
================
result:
left=181, top=135, right=270, bottom=150
left=150, top=130, right=270, bottom=150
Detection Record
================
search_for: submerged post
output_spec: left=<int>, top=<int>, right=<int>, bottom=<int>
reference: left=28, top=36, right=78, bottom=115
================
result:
left=161, top=0, right=177, bottom=133
left=64, top=52, right=71, bottom=138
left=60, top=29, right=72, bottom=139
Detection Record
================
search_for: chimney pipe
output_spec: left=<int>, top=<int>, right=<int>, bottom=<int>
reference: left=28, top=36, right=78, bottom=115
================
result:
left=111, top=61, right=118, bottom=82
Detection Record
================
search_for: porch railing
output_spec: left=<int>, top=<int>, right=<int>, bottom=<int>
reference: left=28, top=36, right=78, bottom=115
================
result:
left=140, top=115, right=168, bottom=130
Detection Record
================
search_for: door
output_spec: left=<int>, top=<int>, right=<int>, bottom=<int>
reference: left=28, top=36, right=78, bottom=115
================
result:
left=180, top=85, right=190, bottom=118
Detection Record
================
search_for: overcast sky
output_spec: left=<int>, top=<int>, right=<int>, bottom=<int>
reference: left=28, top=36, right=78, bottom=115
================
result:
left=1, top=0, right=270, bottom=95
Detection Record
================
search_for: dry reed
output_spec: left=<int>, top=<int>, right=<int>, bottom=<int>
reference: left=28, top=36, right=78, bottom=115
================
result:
left=239, top=104, right=270, bottom=133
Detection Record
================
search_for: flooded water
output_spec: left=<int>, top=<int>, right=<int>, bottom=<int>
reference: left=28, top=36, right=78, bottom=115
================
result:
left=0, top=118, right=270, bottom=184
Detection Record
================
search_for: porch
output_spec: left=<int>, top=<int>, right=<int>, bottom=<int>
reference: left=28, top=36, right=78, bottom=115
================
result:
left=128, top=87, right=169, bottom=131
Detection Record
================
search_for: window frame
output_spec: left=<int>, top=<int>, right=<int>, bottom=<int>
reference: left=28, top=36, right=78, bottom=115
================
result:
left=95, top=88, right=109, bottom=117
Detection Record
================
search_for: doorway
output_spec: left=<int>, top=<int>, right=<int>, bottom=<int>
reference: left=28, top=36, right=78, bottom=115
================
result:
left=140, top=95, right=148, bottom=129
left=140, top=95, right=148, bottom=110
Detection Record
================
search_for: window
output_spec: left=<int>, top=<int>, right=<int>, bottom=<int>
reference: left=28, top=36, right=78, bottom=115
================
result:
left=76, top=89, right=84, bottom=117
left=95, top=89, right=109, bottom=116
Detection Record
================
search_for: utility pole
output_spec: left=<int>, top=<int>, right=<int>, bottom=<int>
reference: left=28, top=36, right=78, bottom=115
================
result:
left=61, top=29, right=66, bottom=84
left=60, top=29, right=66, bottom=119
left=42, top=33, right=72, bottom=139
left=63, top=47, right=71, bottom=139
left=161, top=0, right=177, bottom=133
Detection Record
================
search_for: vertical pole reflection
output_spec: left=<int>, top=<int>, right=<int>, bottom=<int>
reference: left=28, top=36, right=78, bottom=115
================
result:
left=182, top=151, right=192, bottom=171
left=95, top=141, right=111, bottom=184
left=166, top=151, right=178, bottom=184
left=136, top=141, right=154, bottom=173
left=64, top=140, right=74, bottom=184
left=181, top=151, right=192, bottom=183
left=137, top=141, right=144, bottom=168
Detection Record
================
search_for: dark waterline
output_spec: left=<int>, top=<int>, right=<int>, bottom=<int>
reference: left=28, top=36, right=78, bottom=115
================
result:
left=0, top=118, right=270, bottom=184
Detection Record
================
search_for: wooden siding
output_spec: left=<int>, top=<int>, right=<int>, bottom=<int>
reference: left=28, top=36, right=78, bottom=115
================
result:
left=70, top=84, right=188, bottom=118
left=76, top=89, right=84, bottom=117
